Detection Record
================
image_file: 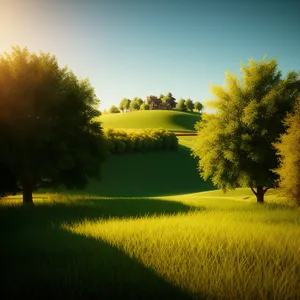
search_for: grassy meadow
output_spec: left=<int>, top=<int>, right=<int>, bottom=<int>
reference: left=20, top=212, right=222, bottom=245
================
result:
left=99, top=110, right=200, bottom=132
left=1, top=132, right=300, bottom=299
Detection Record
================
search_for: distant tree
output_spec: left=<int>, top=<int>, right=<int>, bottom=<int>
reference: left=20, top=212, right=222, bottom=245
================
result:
left=194, top=101, right=203, bottom=112
left=119, top=98, right=131, bottom=112
left=162, top=92, right=177, bottom=109
left=176, top=98, right=187, bottom=111
left=109, top=105, right=120, bottom=113
left=185, top=98, right=194, bottom=112
left=192, top=57, right=300, bottom=203
left=140, top=103, right=150, bottom=110
left=130, top=100, right=140, bottom=111
left=274, top=101, right=300, bottom=205
left=124, top=99, right=131, bottom=112
left=130, top=97, right=143, bottom=111
left=0, top=46, right=107, bottom=204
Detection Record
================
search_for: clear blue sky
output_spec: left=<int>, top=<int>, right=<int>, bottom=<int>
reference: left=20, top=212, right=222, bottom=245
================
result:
left=0, top=0, right=299, bottom=110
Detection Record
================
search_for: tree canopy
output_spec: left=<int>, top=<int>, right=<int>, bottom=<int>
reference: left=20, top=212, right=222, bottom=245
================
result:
left=184, top=98, right=194, bottom=112
left=194, top=101, right=203, bottom=112
left=176, top=98, right=187, bottom=111
left=109, top=105, right=120, bottom=113
left=0, top=46, right=107, bottom=203
left=274, top=100, right=300, bottom=205
left=193, top=57, right=300, bottom=203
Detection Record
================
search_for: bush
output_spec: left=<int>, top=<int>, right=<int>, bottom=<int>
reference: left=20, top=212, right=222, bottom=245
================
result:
left=103, top=129, right=178, bottom=155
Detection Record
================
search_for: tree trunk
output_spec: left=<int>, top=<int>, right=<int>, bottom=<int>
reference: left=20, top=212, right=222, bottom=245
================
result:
left=256, top=187, right=264, bottom=203
left=250, top=186, right=269, bottom=203
left=22, top=182, right=33, bottom=205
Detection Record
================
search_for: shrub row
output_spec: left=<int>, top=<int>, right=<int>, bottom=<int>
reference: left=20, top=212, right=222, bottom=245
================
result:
left=104, top=128, right=178, bottom=154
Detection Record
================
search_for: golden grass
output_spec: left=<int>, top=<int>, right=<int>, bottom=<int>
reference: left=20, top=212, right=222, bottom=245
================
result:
left=64, top=190, right=300, bottom=299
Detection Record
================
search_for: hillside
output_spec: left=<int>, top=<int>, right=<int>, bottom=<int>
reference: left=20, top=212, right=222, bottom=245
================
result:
left=47, top=136, right=213, bottom=197
left=99, top=110, right=201, bottom=132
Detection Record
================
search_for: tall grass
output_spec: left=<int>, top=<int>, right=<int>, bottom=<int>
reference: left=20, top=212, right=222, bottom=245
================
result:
left=65, top=193, right=300, bottom=300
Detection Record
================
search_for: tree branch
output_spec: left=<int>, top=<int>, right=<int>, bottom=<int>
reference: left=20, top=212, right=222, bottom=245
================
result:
left=250, top=186, right=257, bottom=196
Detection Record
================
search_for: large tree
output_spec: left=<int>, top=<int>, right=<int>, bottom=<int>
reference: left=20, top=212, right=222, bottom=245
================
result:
left=0, top=46, right=107, bottom=204
left=192, top=58, right=300, bottom=203
left=274, top=100, right=300, bottom=205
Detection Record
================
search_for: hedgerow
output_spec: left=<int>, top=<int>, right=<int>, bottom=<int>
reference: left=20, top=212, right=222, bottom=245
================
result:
left=104, top=129, right=178, bottom=154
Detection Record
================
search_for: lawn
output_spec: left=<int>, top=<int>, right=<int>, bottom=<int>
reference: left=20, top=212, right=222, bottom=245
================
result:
left=1, top=136, right=300, bottom=299
left=99, top=110, right=200, bottom=132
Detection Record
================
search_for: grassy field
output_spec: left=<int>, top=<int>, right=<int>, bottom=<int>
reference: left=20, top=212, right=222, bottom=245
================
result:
left=1, top=136, right=300, bottom=299
left=99, top=110, right=200, bottom=132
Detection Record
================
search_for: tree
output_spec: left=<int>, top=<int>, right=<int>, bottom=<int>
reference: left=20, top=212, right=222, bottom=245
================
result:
left=0, top=46, right=107, bottom=204
left=185, top=98, right=194, bottom=112
left=130, top=97, right=143, bottom=111
left=192, top=57, right=300, bottom=203
left=161, top=92, right=176, bottom=109
left=140, top=103, right=150, bottom=110
left=119, top=98, right=131, bottom=112
left=274, top=100, right=300, bottom=205
left=109, top=105, right=120, bottom=113
left=130, top=100, right=140, bottom=111
left=176, top=98, right=187, bottom=111
left=194, top=101, right=203, bottom=112
left=124, top=99, right=131, bottom=112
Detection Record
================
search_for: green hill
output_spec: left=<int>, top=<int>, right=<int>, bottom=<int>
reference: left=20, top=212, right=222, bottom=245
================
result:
left=99, top=110, right=201, bottom=132
left=47, top=136, right=213, bottom=197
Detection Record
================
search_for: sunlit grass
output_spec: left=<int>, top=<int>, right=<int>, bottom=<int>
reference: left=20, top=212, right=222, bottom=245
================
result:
left=99, top=110, right=200, bottom=131
left=64, top=191, right=300, bottom=299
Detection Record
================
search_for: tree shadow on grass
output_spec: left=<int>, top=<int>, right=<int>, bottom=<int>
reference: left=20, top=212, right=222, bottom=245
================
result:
left=1, top=198, right=205, bottom=299
left=170, top=111, right=201, bottom=131
left=59, top=144, right=215, bottom=198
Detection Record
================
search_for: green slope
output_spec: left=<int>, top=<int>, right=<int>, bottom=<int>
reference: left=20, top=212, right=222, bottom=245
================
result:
left=48, top=137, right=213, bottom=197
left=99, top=110, right=201, bottom=131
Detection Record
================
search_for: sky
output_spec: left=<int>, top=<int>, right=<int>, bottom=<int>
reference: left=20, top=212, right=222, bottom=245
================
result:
left=0, top=0, right=299, bottom=110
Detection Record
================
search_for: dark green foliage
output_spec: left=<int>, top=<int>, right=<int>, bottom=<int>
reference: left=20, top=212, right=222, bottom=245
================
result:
left=184, top=99, right=194, bottom=112
left=194, top=101, right=203, bottom=112
left=109, top=105, right=120, bottom=113
left=140, top=103, right=150, bottom=110
left=103, top=129, right=179, bottom=155
left=0, top=46, right=107, bottom=203
left=193, top=57, right=300, bottom=203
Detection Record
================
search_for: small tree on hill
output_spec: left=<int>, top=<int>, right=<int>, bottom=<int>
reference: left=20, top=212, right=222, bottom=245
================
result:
left=109, top=105, right=120, bottom=113
left=0, top=46, right=107, bottom=204
left=185, top=98, right=194, bottom=112
left=119, top=98, right=131, bottom=112
left=194, top=101, right=203, bottom=112
left=176, top=98, right=187, bottom=111
left=140, top=103, right=149, bottom=110
left=192, top=57, right=300, bottom=203
left=130, top=100, right=140, bottom=111
left=274, top=100, right=300, bottom=205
